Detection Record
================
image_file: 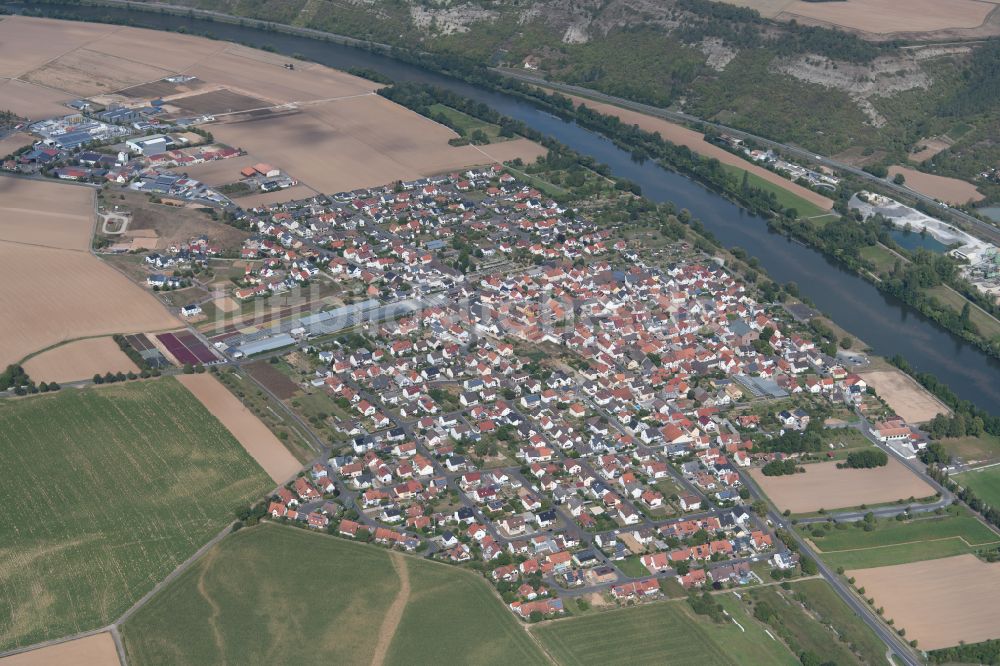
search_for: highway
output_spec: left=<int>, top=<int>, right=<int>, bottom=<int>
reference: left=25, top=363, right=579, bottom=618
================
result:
left=494, top=68, right=1000, bottom=248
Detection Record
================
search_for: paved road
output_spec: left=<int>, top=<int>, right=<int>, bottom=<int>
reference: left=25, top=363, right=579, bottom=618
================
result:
left=739, top=470, right=924, bottom=666
left=495, top=69, right=1000, bottom=248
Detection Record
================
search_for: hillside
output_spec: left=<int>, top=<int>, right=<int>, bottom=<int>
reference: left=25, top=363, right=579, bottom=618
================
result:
left=122, top=0, right=1000, bottom=203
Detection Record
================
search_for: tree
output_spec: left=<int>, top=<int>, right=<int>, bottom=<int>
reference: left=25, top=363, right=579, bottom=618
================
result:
left=893, top=173, right=905, bottom=185
left=839, top=335, right=853, bottom=349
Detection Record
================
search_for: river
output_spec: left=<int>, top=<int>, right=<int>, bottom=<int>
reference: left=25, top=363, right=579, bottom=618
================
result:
left=9, top=2, right=1000, bottom=415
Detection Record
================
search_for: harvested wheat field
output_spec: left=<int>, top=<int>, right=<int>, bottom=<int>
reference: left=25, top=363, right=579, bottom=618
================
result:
left=237, top=185, right=320, bottom=209
left=22, top=48, right=172, bottom=98
left=849, top=554, right=1000, bottom=649
left=0, top=632, right=119, bottom=666
left=0, top=79, right=71, bottom=121
left=752, top=458, right=933, bottom=513
left=888, top=165, right=983, bottom=204
left=0, top=131, right=33, bottom=159
left=0, top=177, right=95, bottom=250
left=0, top=243, right=178, bottom=368
left=24, top=337, right=139, bottom=384
left=0, top=16, right=117, bottom=78
left=777, top=0, right=998, bottom=36
left=176, top=373, right=301, bottom=483
left=559, top=92, right=832, bottom=211
left=210, top=96, right=544, bottom=193
left=860, top=369, right=950, bottom=423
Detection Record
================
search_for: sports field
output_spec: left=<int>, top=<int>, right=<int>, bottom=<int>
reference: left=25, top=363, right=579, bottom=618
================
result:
left=122, top=524, right=547, bottom=666
left=534, top=595, right=797, bottom=666
left=955, top=465, right=1000, bottom=510
left=807, top=510, right=1000, bottom=570
left=0, top=379, right=272, bottom=650
left=859, top=368, right=950, bottom=424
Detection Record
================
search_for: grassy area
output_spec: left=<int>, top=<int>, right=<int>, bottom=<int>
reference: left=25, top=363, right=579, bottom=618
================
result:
left=745, top=584, right=874, bottom=665
left=924, top=285, right=1000, bottom=340
left=769, top=579, right=889, bottom=665
left=123, top=524, right=547, bottom=665
left=859, top=244, right=898, bottom=273
left=534, top=595, right=797, bottom=666
left=384, top=547, right=547, bottom=665
left=955, top=465, right=1000, bottom=511
left=502, top=165, right=571, bottom=199
left=615, top=556, right=652, bottom=578
left=939, top=433, right=1000, bottom=462
left=428, top=103, right=510, bottom=143
left=807, top=509, right=1000, bottom=569
left=0, top=379, right=272, bottom=650
left=720, top=163, right=827, bottom=219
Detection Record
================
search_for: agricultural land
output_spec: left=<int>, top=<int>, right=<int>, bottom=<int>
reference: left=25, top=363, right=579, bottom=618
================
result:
left=0, top=378, right=272, bottom=650
left=23, top=337, right=139, bottom=384
left=751, top=457, right=934, bottom=514
left=121, top=524, right=547, bottom=666
left=848, top=554, right=1000, bottom=650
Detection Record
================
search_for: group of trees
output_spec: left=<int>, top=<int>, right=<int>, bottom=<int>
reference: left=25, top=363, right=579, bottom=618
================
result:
left=0, top=364, right=30, bottom=391
left=761, top=459, right=800, bottom=476
left=843, top=449, right=887, bottom=469
left=929, top=638, right=1000, bottom=665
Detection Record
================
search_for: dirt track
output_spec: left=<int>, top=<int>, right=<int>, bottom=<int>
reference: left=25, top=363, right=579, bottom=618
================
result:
left=369, top=552, right=410, bottom=666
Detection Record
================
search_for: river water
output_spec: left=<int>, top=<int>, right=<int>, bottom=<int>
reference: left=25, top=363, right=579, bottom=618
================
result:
left=10, top=3, right=1000, bottom=414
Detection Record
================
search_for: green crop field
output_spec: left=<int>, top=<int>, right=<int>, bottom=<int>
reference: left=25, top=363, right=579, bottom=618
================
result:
left=807, top=510, right=1000, bottom=570
left=720, top=164, right=828, bottom=219
left=745, top=580, right=887, bottom=665
left=384, top=546, right=547, bottom=666
left=955, top=465, right=1000, bottom=511
left=0, top=379, right=272, bottom=650
left=535, top=594, right=797, bottom=666
left=123, top=524, right=547, bottom=666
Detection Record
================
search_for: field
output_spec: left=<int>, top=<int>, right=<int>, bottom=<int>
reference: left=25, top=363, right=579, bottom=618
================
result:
left=0, top=79, right=72, bottom=121
left=775, top=0, right=999, bottom=37
left=0, top=16, right=377, bottom=106
left=888, top=165, right=984, bottom=204
left=534, top=594, right=797, bottom=666
left=849, top=554, right=1000, bottom=649
left=719, top=163, right=829, bottom=218
left=751, top=458, right=934, bottom=514
left=209, top=97, right=544, bottom=194
left=0, top=178, right=179, bottom=367
left=177, top=373, right=301, bottom=484
left=858, top=244, right=898, bottom=272
left=938, top=433, right=1000, bottom=463
left=558, top=91, right=833, bottom=212
left=0, top=378, right=273, bottom=650
left=0, top=177, right=95, bottom=251
left=744, top=581, right=888, bottom=665
left=122, top=524, right=547, bottom=665
left=0, top=633, right=119, bottom=666
left=924, top=285, right=1000, bottom=342
left=107, top=190, right=249, bottom=253
left=859, top=368, right=950, bottom=423
left=807, top=510, right=1000, bottom=569
left=955, top=465, right=1000, bottom=510
left=23, top=336, right=139, bottom=383
left=908, top=137, right=952, bottom=163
